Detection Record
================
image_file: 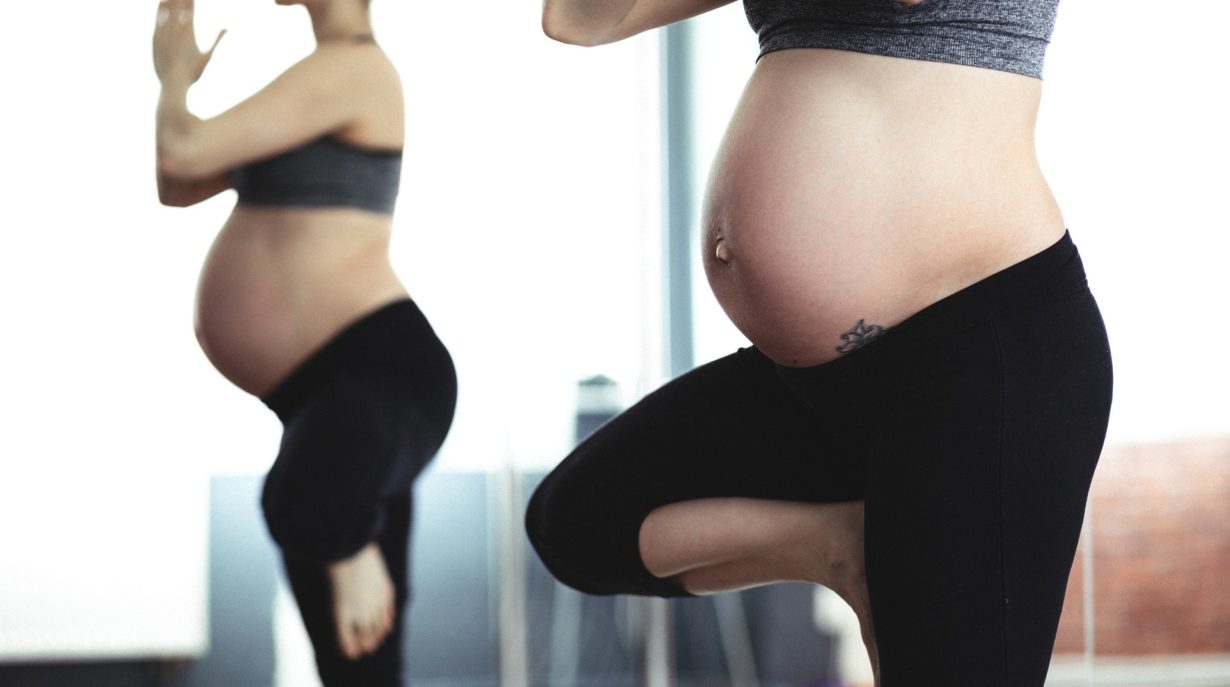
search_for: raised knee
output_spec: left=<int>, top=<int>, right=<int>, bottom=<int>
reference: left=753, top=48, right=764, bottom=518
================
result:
left=525, top=481, right=630, bottom=596
left=525, top=486, right=589, bottom=589
left=261, top=472, right=379, bottom=562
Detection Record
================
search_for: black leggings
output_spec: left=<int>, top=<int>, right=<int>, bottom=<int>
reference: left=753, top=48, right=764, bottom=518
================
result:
left=526, top=232, right=1112, bottom=686
left=261, top=299, right=457, bottom=687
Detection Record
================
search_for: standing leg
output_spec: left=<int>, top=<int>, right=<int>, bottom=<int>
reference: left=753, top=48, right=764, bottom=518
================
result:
left=863, top=294, right=1111, bottom=686
left=262, top=301, right=456, bottom=686
left=264, top=373, right=445, bottom=684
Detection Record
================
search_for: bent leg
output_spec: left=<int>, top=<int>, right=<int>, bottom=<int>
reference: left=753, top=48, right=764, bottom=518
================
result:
left=640, top=496, right=879, bottom=681
left=262, top=375, right=434, bottom=564
left=639, top=497, right=865, bottom=594
left=526, top=347, right=865, bottom=597
left=283, top=490, right=413, bottom=687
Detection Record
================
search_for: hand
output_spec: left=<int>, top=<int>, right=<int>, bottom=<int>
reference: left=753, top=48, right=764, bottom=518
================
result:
left=153, top=0, right=225, bottom=85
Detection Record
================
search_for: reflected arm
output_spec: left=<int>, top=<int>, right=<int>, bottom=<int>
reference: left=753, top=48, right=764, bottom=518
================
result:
left=155, top=47, right=388, bottom=208
left=156, top=77, right=230, bottom=207
left=542, top=0, right=736, bottom=46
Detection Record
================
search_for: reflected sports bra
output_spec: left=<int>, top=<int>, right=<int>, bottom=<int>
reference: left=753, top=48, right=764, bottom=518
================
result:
left=743, top=0, right=1060, bottom=78
left=229, top=136, right=402, bottom=215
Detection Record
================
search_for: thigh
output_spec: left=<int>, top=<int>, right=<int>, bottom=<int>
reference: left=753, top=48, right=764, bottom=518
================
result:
left=552, top=348, right=859, bottom=516
left=264, top=374, right=421, bottom=562
left=526, top=348, right=862, bottom=595
left=863, top=328, right=1009, bottom=684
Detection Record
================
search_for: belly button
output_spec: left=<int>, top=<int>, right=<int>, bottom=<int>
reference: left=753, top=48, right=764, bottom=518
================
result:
left=715, top=239, right=731, bottom=264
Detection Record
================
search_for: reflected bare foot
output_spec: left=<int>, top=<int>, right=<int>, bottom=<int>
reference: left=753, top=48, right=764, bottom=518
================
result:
left=326, top=542, right=395, bottom=660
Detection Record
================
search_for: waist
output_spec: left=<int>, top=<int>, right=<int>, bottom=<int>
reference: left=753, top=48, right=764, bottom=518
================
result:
left=261, top=298, right=454, bottom=420
left=772, top=229, right=1097, bottom=415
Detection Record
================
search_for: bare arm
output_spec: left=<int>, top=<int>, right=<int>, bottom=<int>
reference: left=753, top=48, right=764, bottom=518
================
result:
left=156, top=166, right=230, bottom=208
left=153, top=0, right=393, bottom=206
left=542, top=0, right=736, bottom=46
left=155, top=73, right=230, bottom=207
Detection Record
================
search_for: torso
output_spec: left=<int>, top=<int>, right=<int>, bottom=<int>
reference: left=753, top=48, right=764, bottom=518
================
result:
left=194, top=206, right=408, bottom=397
left=703, top=48, right=1066, bottom=366
left=194, top=46, right=407, bottom=398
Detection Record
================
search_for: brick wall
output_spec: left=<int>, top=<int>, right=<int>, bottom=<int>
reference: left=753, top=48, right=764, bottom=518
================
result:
left=1054, top=436, right=1230, bottom=655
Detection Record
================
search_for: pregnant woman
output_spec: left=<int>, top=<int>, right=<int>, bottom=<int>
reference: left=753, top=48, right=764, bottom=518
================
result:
left=526, top=1, right=1112, bottom=684
left=153, top=0, right=455, bottom=684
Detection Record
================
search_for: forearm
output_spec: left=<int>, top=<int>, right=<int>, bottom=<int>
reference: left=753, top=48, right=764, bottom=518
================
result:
left=156, top=78, right=204, bottom=177
left=542, top=0, right=639, bottom=45
left=542, top=0, right=734, bottom=46
left=157, top=171, right=230, bottom=207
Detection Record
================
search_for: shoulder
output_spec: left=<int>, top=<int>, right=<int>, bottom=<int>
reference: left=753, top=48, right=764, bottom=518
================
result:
left=300, top=44, right=403, bottom=144
left=295, top=43, right=400, bottom=89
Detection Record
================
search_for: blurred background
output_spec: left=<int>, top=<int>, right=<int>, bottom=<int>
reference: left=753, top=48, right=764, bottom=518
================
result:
left=0, top=1, right=1227, bottom=685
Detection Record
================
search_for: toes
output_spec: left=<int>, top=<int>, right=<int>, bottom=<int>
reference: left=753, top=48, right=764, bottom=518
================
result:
left=336, top=615, right=362, bottom=660
left=369, top=619, right=388, bottom=653
left=355, top=622, right=376, bottom=655
left=353, top=610, right=392, bottom=656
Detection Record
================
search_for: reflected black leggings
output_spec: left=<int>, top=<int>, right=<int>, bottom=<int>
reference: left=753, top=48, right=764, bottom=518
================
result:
left=261, top=300, right=457, bottom=687
left=526, top=232, right=1112, bottom=686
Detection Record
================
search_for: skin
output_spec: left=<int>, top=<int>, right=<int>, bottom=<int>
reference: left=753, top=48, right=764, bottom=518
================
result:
left=154, top=0, right=403, bottom=661
left=543, top=0, right=1066, bottom=684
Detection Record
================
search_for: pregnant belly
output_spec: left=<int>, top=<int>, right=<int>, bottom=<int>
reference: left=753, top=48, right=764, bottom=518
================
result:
left=194, top=209, right=406, bottom=397
left=702, top=50, right=1066, bottom=367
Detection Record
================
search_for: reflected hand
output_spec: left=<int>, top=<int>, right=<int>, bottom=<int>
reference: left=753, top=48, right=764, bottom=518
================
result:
left=153, top=0, right=225, bottom=85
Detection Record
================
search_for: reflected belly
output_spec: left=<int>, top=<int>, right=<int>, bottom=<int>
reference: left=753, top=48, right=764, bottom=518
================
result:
left=194, top=209, right=406, bottom=397
left=701, top=50, right=1065, bottom=367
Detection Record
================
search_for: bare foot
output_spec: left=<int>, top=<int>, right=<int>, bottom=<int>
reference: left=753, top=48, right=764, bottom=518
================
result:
left=639, top=498, right=880, bottom=684
left=806, top=502, right=880, bottom=687
left=326, top=542, right=395, bottom=660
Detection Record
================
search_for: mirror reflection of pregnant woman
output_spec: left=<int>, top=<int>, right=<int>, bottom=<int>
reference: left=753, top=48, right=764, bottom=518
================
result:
left=526, top=1, right=1112, bottom=684
left=153, top=0, right=455, bottom=684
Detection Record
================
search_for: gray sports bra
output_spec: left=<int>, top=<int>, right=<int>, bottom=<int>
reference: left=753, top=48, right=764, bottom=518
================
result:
left=229, top=136, right=402, bottom=215
left=743, top=0, right=1060, bottom=78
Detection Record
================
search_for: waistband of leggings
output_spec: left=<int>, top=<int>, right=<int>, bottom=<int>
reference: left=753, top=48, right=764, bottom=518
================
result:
left=261, top=298, right=433, bottom=419
left=775, top=229, right=1087, bottom=386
